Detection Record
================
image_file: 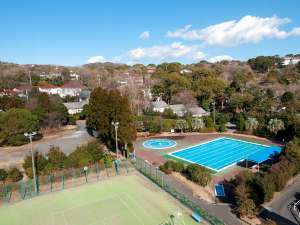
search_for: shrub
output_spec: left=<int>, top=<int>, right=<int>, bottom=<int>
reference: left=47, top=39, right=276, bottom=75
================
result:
left=47, top=146, right=67, bottom=170
left=161, top=119, right=175, bottom=132
left=185, top=164, right=211, bottom=186
left=148, top=119, right=161, bottom=133
left=0, top=169, right=8, bottom=182
left=203, top=116, right=214, bottom=128
left=23, top=152, right=48, bottom=178
left=159, top=160, right=185, bottom=174
left=7, top=168, right=23, bottom=182
left=103, top=154, right=114, bottom=168
left=7, top=134, right=28, bottom=146
left=68, top=116, right=76, bottom=125
left=237, top=198, right=256, bottom=218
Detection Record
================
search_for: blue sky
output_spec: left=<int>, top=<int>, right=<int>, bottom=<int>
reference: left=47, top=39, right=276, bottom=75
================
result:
left=0, top=0, right=300, bottom=66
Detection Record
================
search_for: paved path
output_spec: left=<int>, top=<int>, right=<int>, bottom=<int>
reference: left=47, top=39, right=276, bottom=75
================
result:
left=260, top=175, right=300, bottom=225
left=0, top=120, right=93, bottom=167
left=164, top=174, right=242, bottom=225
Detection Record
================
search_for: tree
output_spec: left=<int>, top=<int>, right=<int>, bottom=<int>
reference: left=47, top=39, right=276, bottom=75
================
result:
left=0, top=108, right=39, bottom=146
left=236, top=114, right=246, bottom=131
left=237, top=198, right=256, bottom=218
left=280, top=91, right=295, bottom=103
left=0, top=96, right=25, bottom=111
left=152, top=72, right=191, bottom=103
left=175, top=119, right=188, bottom=133
left=7, top=168, right=23, bottom=182
left=23, top=152, right=48, bottom=178
left=0, top=169, right=8, bottom=183
left=47, top=146, right=67, bottom=170
left=267, top=118, right=284, bottom=135
left=86, top=88, right=136, bottom=149
left=245, top=117, right=259, bottom=132
left=191, top=118, right=205, bottom=131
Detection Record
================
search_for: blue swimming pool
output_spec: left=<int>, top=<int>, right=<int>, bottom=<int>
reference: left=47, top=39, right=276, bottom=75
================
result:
left=169, top=137, right=282, bottom=172
left=143, top=139, right=177, bottom=149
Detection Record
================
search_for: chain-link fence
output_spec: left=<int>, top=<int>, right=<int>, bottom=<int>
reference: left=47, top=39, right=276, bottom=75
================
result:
left=134, top=157, right=224, bottom=225
left=0, top=160, right=134, bottom=205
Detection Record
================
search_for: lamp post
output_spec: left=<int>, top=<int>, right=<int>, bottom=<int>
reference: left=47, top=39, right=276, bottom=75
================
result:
left=111, top=121, right=119, bottom=160
left=24, top=132, right=38, bottom=194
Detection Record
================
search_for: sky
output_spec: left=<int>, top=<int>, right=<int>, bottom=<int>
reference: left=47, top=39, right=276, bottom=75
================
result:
left=0, top=0, right=300, bottom=66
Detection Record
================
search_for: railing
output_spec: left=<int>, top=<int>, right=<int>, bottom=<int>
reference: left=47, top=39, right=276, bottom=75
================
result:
left=0, top=160, right=135, bottom=205
left=134, top=157, right=224, bottom=225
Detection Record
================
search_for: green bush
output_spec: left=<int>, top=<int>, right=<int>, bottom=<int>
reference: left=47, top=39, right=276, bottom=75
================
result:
left=0, top=169, right=8, bottom=182
left=7, top=168, right=23, bottom=182
left=7, top=134, right=28, bottom=146
left=68, top=116, right=76, bottom=125
left=161, top=119, right=175, bottom=132
left=159, top=160, right=185, bottom=174
left=47, top=146, right=67, bottom=171
left=185, top=164, right=211, bottom=186
left=23, top=152, right=48, bottom=178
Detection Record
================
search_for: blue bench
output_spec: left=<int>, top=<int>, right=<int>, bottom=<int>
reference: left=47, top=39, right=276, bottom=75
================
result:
left=215, top=184, right=225, bottom=197
left=192, top=211, right=202, bottom=223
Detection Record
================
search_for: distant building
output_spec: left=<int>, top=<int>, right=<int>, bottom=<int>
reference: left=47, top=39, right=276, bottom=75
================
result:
left=70, top=72, right=80, bottom=81
left=63, top=99, right=88, bottom=115
left=169, top=104, right=187, bottom=117
left=38, top=81, right=83, bottom=98
left=151, top=99, right=168, bottom=113
left=147, top=66, right=156, bottom=74
left=180, top=69, right=192, bottom=74
left=39, top=72, right=62, bottom=80
left=283, top=56, right=300, bottom=66
left=187, top=106, right=210, bottom=117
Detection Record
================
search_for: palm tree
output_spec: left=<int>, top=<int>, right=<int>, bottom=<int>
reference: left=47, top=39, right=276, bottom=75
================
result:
left=267, top=118, right=284, bottom=134
left=245, top=117, right=259, bottom=132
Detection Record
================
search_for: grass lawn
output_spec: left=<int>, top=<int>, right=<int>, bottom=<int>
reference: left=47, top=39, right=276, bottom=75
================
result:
left=0, top=173, right=200, bottom=225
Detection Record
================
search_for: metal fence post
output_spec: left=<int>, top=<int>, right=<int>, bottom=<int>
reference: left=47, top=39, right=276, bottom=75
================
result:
left=62, top=175, right=65, bottom=190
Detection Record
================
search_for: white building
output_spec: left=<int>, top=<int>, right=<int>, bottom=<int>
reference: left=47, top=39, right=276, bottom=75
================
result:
left=187, top=106, right=210, bottom=117
left=38, top=81, right=83, bottom=98
left=63, top=100, right=88, bottom=115
left=283, top=56, right=300, bottom=66
left=169, top=104, right=187, bottom=117
left=151, top=99, right=168, bottom=113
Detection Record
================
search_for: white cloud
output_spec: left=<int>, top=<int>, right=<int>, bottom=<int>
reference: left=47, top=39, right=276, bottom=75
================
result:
left=127, top=42, right=205, bottom=61
left=87, top=55, right=106, bottom=63
left=139, top=31, right=150, bottom=40
left=166, top=15, right=300, bottom=47
left=208, top=55, right=234, bottom=63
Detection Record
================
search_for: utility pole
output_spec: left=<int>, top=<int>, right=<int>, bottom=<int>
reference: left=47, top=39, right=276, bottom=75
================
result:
left=24, top=132, right=38, bottom=194
left=111, top=121, right=119, bottom=160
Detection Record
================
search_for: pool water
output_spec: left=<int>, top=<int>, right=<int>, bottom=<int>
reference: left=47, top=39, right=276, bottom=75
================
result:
left=169, top=137, right=282, bottom=172
left=143, top=139, right=177, bottom=149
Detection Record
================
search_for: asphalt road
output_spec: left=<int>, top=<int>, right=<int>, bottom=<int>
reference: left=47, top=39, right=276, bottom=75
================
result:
left=0, top=120, right=94, bottom=167
left=261, top=175, right=300, bottom=225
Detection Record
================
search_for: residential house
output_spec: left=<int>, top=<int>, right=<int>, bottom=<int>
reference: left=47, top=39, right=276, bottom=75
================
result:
left=39, top=72, right=62, bottom=80
left=70, top=72, right=80, bottom=81
left=180, top=69, right=192, bottom=74
left=147, top=66, right=156, bottom=74
left=63, top=99, right=88, bottom=115
left=169, top=104, right=187, bottom=117
left=187, top=106, right=210, bottom=117
left=38, top=81, right=83, bottom=98
left=283, top=55, right=300, bottom=66
left=151, top=99, right=168, bottom=113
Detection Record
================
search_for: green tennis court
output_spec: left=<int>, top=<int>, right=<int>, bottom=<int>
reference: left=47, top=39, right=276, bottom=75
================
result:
left=0, top=174, right=200, bottom=225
